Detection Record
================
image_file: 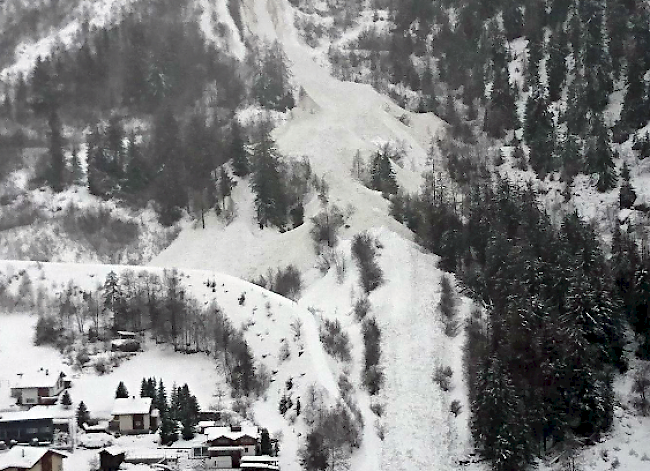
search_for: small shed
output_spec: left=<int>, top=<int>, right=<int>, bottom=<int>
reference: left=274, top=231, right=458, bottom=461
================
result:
left=99, top=448, right=125, bottom=471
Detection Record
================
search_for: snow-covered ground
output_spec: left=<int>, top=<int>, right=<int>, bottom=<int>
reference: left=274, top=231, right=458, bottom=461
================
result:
left=0, top=259, right=339, bottom=471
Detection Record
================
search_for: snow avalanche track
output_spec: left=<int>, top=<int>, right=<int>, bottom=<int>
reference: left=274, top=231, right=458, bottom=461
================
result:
left=152, top=0, right=447, bottom=278
left=152, top=1, right=472, bottom=470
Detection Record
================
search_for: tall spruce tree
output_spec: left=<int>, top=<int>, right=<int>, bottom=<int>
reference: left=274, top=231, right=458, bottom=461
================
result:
left=586, top=114, right=617, bottom=192
left=251, top=120, right=288, bottom=228
left=230, top=120, right=249, bottom=177
left=47, top=109, right=66, bottom=192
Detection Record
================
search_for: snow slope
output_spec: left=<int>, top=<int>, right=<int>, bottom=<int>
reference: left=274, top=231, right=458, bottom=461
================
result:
left=0, top=260, right=339, bottom=471
left=152, top=0, right=447, bottom=279
left=152, top=1, right=472, bottom=470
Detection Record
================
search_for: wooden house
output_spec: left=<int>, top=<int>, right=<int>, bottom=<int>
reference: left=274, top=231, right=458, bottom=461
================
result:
left=0, top=446, right=67, bottom=471
left=10, top=371, right=67, bottom=406
left=109, top=397, right=157, bottom=434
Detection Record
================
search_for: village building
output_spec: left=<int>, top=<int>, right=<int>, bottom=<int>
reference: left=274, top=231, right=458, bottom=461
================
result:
left=110, top=331, right=141, bottom=353
left=10, top=371, right=68, bottom=406
left=193, top=425, right=259, bottom=468
left=0, top=408, right=73, bottom=449
left=109, top=397, right=158, bottom=434
left=0, top=446, right=67, bottom=471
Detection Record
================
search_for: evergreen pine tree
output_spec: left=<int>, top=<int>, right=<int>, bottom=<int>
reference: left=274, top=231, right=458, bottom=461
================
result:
left=159, top=410, right=177, bottom=445
left=70, top=142, right=84, bottom=185
left=300, top=432, right=328, bottom=471
left=140, top=378, right=149, bottom=397
left=370, top=146, right=398, bottom=196
left=231, top=120, right=250, bottom=177
left=218, top=166, right=234, bottom=211
left=155, top=379, right=168, bottom=414
left=260, top=428, right=272, bottom=455
left=125, top=131, right=149, bottom=192
left=619, top=162, right=636, bottom=209
left=115, top=381, right=129, bottom=398
left=484, top=34, right=518, bottom=138
left=152, top=108, right=186, bottom=225
left=170, top=384, right=180, bottom=420
left=620, top=59, right=649, bottom=131
left=502, top=4, right=524, bottom=41
left=251, top=120, right=288, bottom=228
left=106, top=115, right=124, bottom=176
left=61, top=390, right=72, bottom=408
left=47, top=109, right=66, bottom=192
left=586, top=114, right=617, bottom=192
left=547, top=28, right=568, bottom=102
left=581, top=0, right=613, bottom=114
left=525, top=90, right=555, bottom=176
left=76, top=401, right=89, bottom=427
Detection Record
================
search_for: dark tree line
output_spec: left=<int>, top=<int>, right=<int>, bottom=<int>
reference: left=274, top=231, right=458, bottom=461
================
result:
left=336, top=0, right=650, bottom=192
left=391, top=176, right=629, bottom=470
left=4, top=1, right=244, bottom=119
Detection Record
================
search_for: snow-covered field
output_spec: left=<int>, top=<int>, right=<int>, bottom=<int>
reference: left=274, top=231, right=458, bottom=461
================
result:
left=0, top=259, right=340, bottom=471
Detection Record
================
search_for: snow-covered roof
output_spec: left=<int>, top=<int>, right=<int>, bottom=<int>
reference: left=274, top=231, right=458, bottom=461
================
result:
left=111, top=397, right=152, bottom=415
left=207, top=446, right=245, bottom=452
left=116, top=331, right=138, bottom=338
left=241, top=456, right=279, bottom=463
left=240, top=464, right=279, bottom=471
left=0, top=447, right=67, bottom=470
left=11, top=370, right=64, bottom=390
left=205, top=426, right=259, bottom=442
left=0, top=405, right=73, bottom=422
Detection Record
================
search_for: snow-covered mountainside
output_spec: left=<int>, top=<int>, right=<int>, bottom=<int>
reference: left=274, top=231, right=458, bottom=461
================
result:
left=0, top=259, right=339, bottom=471
left=4, top=1, right=650, bottom=471
left=151, top=1, right=472, bottom=470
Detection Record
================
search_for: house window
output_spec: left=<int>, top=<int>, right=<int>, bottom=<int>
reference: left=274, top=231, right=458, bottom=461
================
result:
left=192, top=447, right=208, bottom=458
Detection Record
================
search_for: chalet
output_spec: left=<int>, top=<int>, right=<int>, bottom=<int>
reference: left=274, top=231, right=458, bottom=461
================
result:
left=109, top=397, right=158, bottom=434
left=0, top=407, right=73, bottom=448
left=195, top=425, right=259, bottom=468
left=10, top=371, right=67, bottom=406
left=0, top=446, right=67, bottom=471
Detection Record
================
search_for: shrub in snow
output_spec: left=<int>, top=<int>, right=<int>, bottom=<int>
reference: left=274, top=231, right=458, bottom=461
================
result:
left=632, top=363, right=650, bottom=416
left=251, top=265, right=303, bottom=300
left=319, top=319, right=352, bottom=362
left=362, top=317, right=383, bottom=395
left=310, top=205, right=345, bottom=253
left=370, top=402, right=384, bottom=417
left=433, top=365, right=454, bottom=392
left=450, top=399, right=462, bottom=417
left=34, top=315, right=61, bottom=346
left=354, top=297, right=370, bottom=320
left=352, top=232, right=384, bottom=293
left=279, top=342, right=291, bottom=362
left=439, top=275, right=459, bottom=337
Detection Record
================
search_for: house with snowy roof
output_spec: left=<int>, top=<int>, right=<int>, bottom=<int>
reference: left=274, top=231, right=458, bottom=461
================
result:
left=10, top=370, right=67, bottom=406
left=192, top=425, right=259, bottom=468
left=109, top=397, right=158, bottom=435
left=0, top=407, right=74, bottom=449
left=0, top=446, right=67, bottom=471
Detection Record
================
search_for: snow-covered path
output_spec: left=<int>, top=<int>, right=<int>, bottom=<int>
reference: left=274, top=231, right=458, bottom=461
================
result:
left=373, top=233, right=453, bottom=471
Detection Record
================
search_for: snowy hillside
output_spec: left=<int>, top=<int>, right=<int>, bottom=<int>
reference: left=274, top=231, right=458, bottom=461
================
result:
left=152, top=1, right=474, bottom=470
left=0, top=259, right=339, bottom=471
